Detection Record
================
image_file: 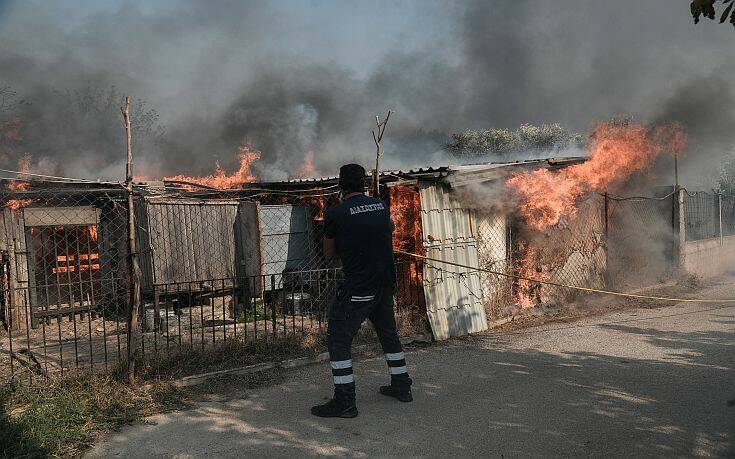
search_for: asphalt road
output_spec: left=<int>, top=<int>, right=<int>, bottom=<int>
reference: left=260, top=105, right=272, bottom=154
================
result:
left=89, top=289, right=735, bottom=458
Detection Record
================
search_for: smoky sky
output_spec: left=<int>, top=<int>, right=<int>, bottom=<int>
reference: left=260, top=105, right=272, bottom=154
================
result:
left=0, top=0, right=733, bottom=185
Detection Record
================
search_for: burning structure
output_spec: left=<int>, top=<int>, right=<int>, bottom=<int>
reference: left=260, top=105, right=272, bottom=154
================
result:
left=3, top=141, right=735, bottom=381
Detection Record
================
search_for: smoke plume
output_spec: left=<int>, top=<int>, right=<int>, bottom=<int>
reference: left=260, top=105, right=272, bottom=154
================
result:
left=0, top=0, right=733, bottom=184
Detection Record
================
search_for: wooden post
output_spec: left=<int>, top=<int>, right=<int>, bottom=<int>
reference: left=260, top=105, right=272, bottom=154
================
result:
left=121, top=96, right=143, bottom=380
left=372, top=110, right=392, bottom=198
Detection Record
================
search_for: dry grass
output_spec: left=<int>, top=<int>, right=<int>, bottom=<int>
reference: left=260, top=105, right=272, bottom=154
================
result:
left=0, top=372, right=186, bottom=458
left=132, top=333, right=327, bottom=382
left=0, top=311, right=428, bottom=458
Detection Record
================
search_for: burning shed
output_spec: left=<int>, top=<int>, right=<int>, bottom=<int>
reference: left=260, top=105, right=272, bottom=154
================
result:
left=259, top=157, right=592, bottom=341
left=0, top=185, right=129, bottom=331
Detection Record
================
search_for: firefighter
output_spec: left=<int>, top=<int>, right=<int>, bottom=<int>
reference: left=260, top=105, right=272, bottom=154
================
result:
left=311, top=163, right=413, bottom=418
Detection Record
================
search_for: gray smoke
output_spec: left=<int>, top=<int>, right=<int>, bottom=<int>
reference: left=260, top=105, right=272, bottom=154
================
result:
left=0, top=0, right=733, bottom=184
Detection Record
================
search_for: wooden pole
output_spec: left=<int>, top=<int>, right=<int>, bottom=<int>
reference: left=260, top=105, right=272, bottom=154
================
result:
left=121, top=96, right=143, bottom=381
left=372, top=110, right=392, bottom=198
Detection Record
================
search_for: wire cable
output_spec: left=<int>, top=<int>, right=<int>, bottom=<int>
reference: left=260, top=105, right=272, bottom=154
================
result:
left=395, top=249, right=735, bottom=304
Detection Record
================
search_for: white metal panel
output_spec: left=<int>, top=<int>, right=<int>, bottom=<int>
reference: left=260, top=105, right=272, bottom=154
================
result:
left=419, top=183, right=488, bottom=340
left=23, top=206, right=100, bottom=227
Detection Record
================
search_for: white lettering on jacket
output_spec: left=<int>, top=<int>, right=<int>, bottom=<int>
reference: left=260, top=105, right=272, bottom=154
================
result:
left=349, top=202, right=385, bottom=215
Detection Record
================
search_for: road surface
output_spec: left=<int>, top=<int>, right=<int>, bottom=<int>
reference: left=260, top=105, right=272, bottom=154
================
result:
left=89, top=289, right=735, bottom=458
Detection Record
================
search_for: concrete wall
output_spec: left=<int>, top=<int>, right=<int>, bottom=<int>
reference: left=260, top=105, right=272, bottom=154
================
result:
left=682, top=235, right=735, bottom=278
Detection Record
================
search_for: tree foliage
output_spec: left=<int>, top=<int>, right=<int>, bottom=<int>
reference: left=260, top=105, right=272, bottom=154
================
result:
left=691, top=0, right=735, bottom=27
left=444, top=123, right=583, bottom=158
left=0, top=85, right=165, bottom=177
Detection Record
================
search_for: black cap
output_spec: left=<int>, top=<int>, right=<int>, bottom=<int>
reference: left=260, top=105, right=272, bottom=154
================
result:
left=339, top=164, right=366, bottom=192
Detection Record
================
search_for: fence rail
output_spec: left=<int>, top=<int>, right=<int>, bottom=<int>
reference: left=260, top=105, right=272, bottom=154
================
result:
left=0, top=261, right=424, bottom=384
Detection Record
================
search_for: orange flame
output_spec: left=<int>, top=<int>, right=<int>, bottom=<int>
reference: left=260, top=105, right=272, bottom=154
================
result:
left=88, top=225, right=98, bottom=242
left=390, top=185, right=423, bottom=254
left=514, top=243, right=550, bottom=308
left=5, top=154, right=32, bottom=210
left=297, top=152, right=316, bottom=178
left=507, top=121, right=686, bottom=231
left=164, top=142, right=261, bottom=189
left=307, top=189, right=326, bottom=221
left=389, top=185, right=425, bottom=309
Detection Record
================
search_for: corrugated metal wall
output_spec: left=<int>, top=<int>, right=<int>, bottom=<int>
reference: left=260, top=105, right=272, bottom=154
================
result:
left=258, top=204, right=313, bottom=287
left=418, top=183, right=488, bottom=340
left=137, top=199, right=239, bottom=290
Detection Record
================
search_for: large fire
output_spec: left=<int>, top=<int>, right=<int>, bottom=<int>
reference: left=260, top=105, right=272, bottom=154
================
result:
left=507, top=121, right=686, bottom=231
left=506, top=121, right=686, bottom=308
left=164, top=142, right=261, bottom=190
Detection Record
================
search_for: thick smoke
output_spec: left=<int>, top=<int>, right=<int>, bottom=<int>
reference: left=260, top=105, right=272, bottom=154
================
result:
left=0, top=0, right=733, bottom=184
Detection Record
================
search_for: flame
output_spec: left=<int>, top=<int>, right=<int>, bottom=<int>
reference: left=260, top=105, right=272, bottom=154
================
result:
left=164, top=142, right=261, bottom=189
left=88, top=225, right=98, bottom=242
left=514, top=243, right=549, bottom=308
left=307, top=189, right=326, bottom=221
left=5, top=154, right=32, bottom=210
left=507, top=121, right=686, bottom=231
left=297, top=152, right=316, bottom=178
left=389, top=185, right=425, bottom=308
left=390, top=185, right=423, bottom=254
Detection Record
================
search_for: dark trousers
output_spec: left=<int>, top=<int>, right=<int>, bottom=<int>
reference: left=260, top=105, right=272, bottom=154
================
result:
left=327, top=285, right=412, bottom=402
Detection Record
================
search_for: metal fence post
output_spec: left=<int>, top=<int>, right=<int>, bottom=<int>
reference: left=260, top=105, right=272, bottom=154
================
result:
left=603, top=192, right=610, bottom=288
left=677, top=188, right=686, bottom=272
left=718, top=193, right=723, bottom=246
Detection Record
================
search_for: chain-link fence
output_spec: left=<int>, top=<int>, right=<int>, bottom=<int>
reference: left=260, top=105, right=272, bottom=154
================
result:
left=684, top=191, right=719, bottom=241
left=0, top=183, right=427, bottom=385
left=721, top=194, right=735, bottom=237
left=0, top=186, right=129, bottom=384
left=475, top=211, right=512, bottom=318
left=606, top=191, right=677, bottom=290
left=5, top=178, right=730, bottom=385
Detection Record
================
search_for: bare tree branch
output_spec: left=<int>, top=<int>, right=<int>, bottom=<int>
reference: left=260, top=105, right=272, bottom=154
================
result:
left=371, top=110, right=392, bottom=198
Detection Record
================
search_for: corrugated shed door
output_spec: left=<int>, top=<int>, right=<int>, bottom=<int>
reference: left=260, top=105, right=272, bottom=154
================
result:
left=419, top=184, right=488, bottom=340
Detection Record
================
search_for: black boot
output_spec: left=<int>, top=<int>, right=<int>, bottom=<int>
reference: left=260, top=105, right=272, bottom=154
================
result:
left=311, top=398, right=358, bottom=418
left=379, top=385, right=413, bottom=402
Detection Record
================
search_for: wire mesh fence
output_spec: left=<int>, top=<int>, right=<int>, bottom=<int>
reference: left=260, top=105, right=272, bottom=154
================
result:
left=721, top=194, right=735, bottom=237
left=0, top=184, right=427, bottom=385
left=684, top=191, right=719, bottom=242
left=606, top=192, right=677, bottom=290
left=0, top=186, right=129, bottom=384
left=474, top=211, right=513, bottom=317
left=3, top=180, right=731, bottom=385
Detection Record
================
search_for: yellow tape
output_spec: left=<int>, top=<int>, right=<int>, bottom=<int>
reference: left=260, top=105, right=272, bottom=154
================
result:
left=395, top=249, right=735, bottom=304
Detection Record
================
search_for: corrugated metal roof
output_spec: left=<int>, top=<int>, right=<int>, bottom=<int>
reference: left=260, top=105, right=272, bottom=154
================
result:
left=445, top=156, right=586, bottom=188
left=282, top=156, right=584, bottom=185
left=418, top=183, right=488, bottom=340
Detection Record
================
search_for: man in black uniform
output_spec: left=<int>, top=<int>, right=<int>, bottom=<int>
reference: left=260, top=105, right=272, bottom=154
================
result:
left=311, top=164, right=413, bottom=418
